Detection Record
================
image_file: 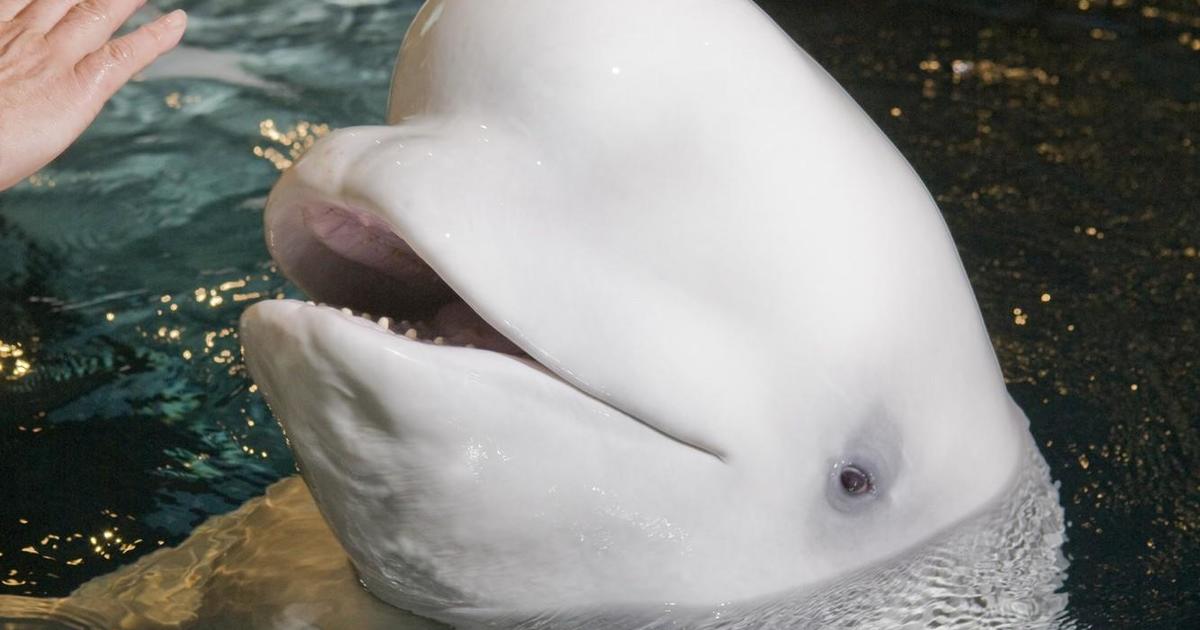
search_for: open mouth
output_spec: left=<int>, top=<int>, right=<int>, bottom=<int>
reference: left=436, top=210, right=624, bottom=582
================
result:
left=240, top=146, right=748, bottom=614
left=273, top=203, right=527, bottom=358
left=248, top=125, right=734, bottom=466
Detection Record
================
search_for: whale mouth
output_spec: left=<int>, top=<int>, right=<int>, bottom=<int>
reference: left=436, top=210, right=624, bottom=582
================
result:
left=252, top=159, right=734, bottom=470
left=275, top=202, right=529, bottom=358
left=240, top=162, right=749, bottom=613
left=263, top=196, right=734, bottom=464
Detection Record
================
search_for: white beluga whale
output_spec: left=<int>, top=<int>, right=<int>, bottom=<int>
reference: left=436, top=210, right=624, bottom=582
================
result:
left=0, top=1, right=1070, bottom=628
left=223, top=0, right=1071, bottom=627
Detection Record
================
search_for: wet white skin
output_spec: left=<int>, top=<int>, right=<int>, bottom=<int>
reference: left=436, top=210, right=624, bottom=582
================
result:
left=240, top=0, right=1030, bottom=623
left=0, top=444, right=1068, bottom=629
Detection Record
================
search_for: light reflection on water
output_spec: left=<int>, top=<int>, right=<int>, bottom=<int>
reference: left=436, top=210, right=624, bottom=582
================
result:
left=0, top=0, right=1197, bottom=627
left=0, top=339, right=32, bottom=381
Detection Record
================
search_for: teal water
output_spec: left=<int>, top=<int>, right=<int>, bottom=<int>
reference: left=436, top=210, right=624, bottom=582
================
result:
left=0, top=0, right=1196, bottom=627
left=0, top=0, right=421, bottom=598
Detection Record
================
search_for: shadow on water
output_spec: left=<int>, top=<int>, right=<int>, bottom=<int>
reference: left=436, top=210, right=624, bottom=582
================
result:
left=0, top=0, right=1197, bottom=627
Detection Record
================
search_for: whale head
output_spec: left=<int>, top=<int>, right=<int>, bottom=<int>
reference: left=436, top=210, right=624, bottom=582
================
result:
left=240, top=0, right=1034, bottom=623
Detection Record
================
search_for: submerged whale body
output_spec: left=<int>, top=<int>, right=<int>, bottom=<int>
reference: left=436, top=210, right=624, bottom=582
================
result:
left=0, top=0, right=1071, bottom=628
left=234, top=0, right=1070, bottom=626
left=0, top=444, right=1067, bottom=629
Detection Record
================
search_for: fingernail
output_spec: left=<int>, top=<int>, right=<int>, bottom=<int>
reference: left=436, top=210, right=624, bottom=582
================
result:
left=163, top=9, right=187, bottom=26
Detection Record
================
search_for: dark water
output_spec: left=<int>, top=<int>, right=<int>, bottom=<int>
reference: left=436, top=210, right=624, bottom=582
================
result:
left=766, top=2, right=1200, bottom=627
left=0, top=0, right=1196, bottom=628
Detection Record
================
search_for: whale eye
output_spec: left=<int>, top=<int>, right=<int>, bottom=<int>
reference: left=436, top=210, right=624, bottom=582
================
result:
left=839, top=465, right=874, bottom=496
left=827, top=458, right=884, bottom=512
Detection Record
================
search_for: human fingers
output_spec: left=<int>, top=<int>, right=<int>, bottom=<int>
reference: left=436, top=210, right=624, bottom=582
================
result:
left=75, top=8, right=185, bottom=105
left=0, top=0, right=37, bottom=22
left=12, top=0, right=80, bottom=32
left=48, top=0, right=148, bottom=59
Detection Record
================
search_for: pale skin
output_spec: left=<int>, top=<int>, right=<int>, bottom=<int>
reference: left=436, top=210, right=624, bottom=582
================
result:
left=0, top=0, right=186, bottom=191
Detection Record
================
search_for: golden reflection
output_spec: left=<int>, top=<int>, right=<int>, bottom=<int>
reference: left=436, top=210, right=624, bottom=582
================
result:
left=1036, top=142, right=1066, bottom=164
left=0, top=340, right=33, bottom=381
left=1142, top=5, right=1200, bottom=28
left=950, top=59, right=1058, bottom=86
left=163, top=92, right=200, bottom=111
left=3, top=522, right=151, bottom=573
left=254, top=119, right=332, bottom=171
left=24, top=173, right=57, bottom=188
left=153, top=273, right=261, bottom=371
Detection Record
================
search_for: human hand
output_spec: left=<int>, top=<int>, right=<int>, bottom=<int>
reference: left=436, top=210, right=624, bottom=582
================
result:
left=0, top=0, right=186, bottom=191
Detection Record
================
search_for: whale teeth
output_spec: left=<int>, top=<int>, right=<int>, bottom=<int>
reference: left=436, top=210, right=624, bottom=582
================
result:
left=302, top=305, right=462, bottom=345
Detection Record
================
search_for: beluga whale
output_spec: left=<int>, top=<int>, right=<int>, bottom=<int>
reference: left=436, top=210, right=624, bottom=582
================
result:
left=235, top=0, right=1070, bottom=627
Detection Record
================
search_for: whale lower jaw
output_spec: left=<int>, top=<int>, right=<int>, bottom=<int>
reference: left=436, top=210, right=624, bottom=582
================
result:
left=239, top=298, right=747, bottom=614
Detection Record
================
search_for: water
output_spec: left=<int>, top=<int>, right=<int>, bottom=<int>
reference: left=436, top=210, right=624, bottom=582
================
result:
left=0, top=0, right=1197, bottom=627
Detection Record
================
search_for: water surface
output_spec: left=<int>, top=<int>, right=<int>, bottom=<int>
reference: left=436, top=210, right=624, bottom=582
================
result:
left=0, top=0, right=1197, bottom=627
